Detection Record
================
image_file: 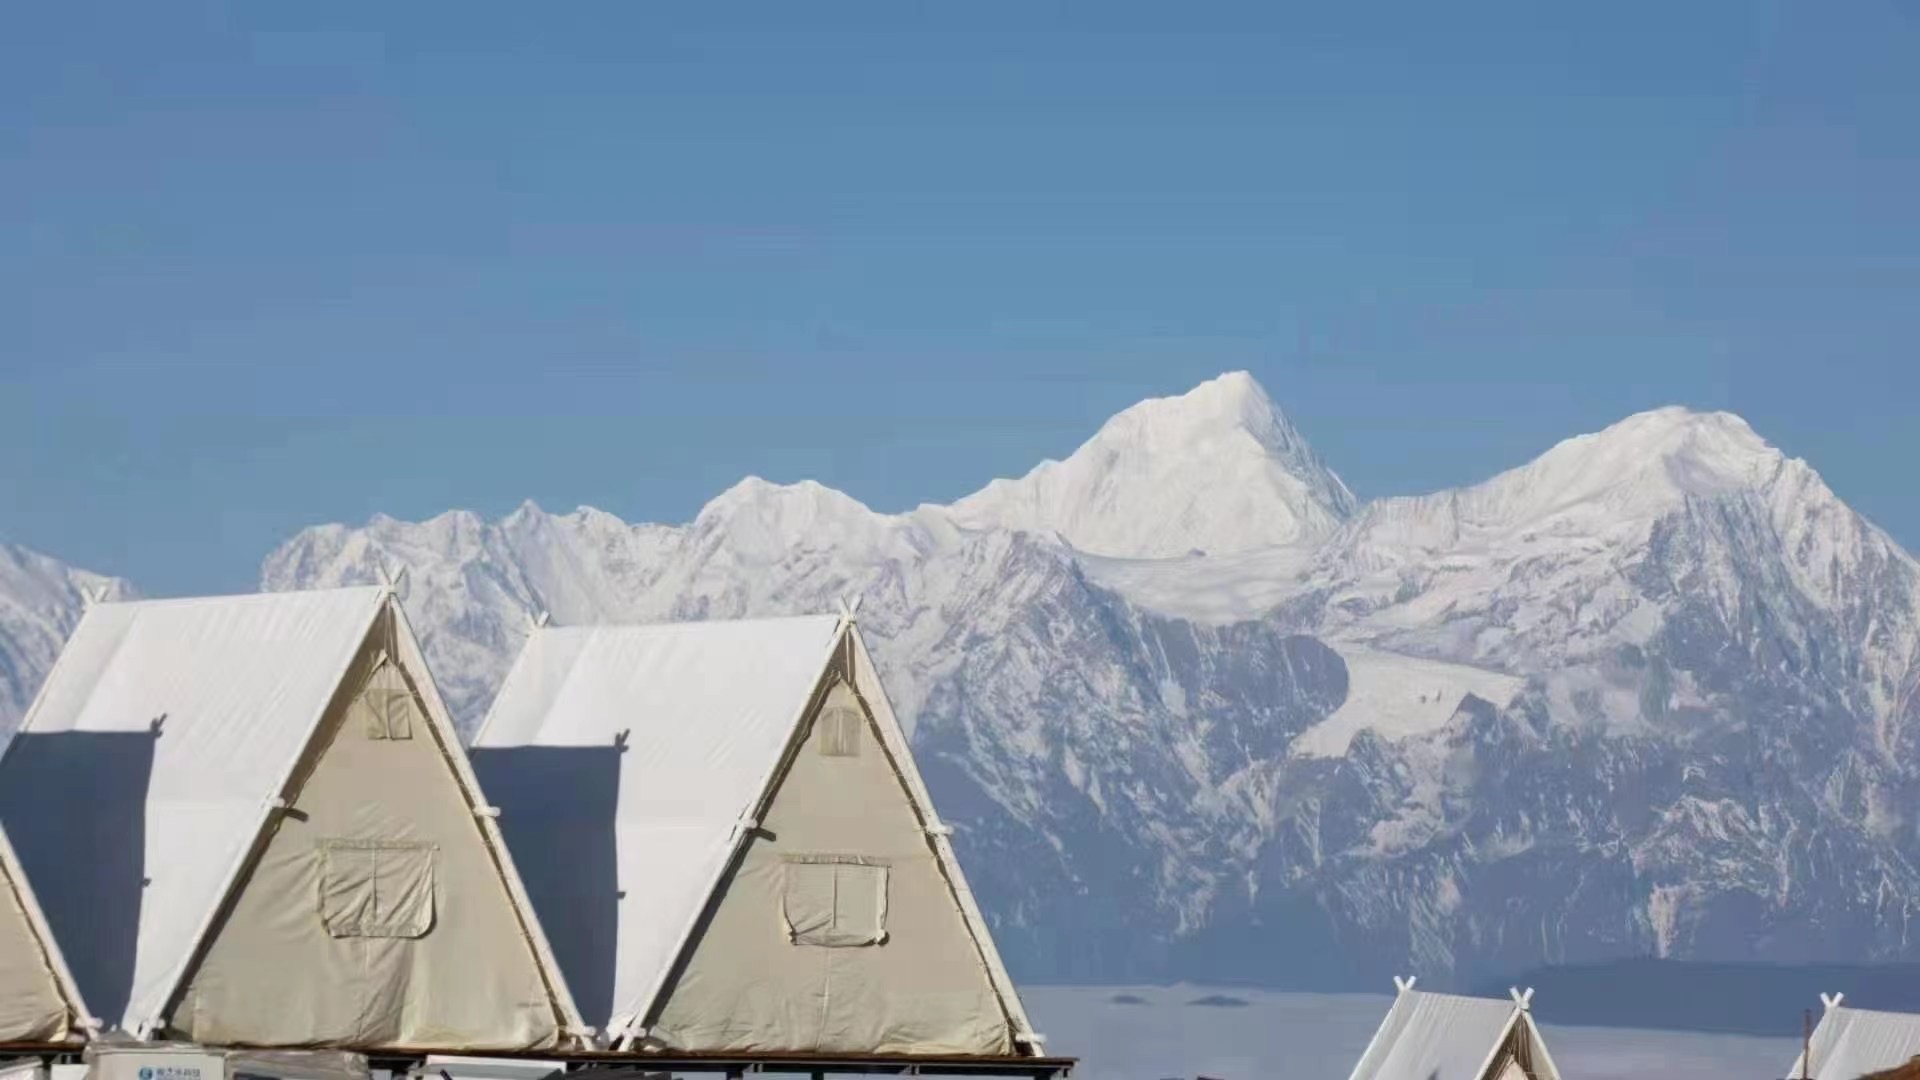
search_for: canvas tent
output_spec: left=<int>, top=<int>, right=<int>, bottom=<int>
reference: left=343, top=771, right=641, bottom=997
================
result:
left=1786, top=995, right=1920, bottom=1079
left=1347, top=979, right=1561, bottom=1080
left=0, top=586, right=583, bottom=1051
left=0, top=823, right=92, bottom=1044
left=473, top=609, right=1041, bottom=1058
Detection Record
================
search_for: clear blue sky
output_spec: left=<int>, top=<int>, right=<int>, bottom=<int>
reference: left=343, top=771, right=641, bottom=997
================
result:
left=4, top=2, right=1916, bottom=595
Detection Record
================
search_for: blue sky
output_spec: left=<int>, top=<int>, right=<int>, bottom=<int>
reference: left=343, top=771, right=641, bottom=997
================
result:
left=3, top=2, right=1916, bottom=595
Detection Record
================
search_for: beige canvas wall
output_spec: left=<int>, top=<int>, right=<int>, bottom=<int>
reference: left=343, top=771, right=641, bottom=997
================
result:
left=0, top=861, right=69, bottom=1043
left=165, top=629, right=564, bottom=1050
left=649, top=676, right=1014, bottom=1056
left=1484, top=1018, right=1548, bottom=1080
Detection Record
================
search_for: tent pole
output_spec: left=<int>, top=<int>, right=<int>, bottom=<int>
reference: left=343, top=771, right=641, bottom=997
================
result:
left=1802, top=1007, right=1811, bottom=1080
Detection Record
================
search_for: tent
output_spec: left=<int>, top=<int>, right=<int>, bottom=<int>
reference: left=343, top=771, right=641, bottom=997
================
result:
left=1786, top=995, right=1920, bottom=1079
left=1347, top=979, right=1561, bottom=1080
left=0, top=823, right=92, bottom=1044
left=0, top=586, right=584, bottom=1051
left=473, top=608, right=1042, bottom=1058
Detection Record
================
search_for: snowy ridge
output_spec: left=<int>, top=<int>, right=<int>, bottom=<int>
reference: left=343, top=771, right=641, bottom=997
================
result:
left=255, top=383, right=1920, bottom=986
left=0, top=542, right=134, bottom=735
left=10, top=373, right=1920, bottom=989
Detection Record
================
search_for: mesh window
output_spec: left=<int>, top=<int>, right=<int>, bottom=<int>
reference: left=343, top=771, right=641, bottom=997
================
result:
left=817, top=703, right=863, bottom=757
left=360, top=664, right=416, bottom=741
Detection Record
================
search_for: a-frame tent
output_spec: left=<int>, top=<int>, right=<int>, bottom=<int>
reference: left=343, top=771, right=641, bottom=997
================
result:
left=0, top=586, right=584, bottom=1051
left=0, top=823, right=92, bottom=1045
left=473, top=609, right=1043, bottom=1058
left=1787, top=995, right=1920, bottom=1079
left=1347, top=979, right=1561, bottom=1080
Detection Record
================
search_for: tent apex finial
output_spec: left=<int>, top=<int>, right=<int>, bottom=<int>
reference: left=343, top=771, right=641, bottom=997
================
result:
left=1393, top=975, right=1417, bottom=994
left=375, top=563, right=408, bottom=595
left=1821, top=992, right=1845, bottom=1010
left=1510, top=986, right=1535, bottom=1011
left=836, top=593, right=863, bottom=626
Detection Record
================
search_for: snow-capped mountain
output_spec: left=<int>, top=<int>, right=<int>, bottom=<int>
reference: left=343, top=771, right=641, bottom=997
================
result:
left=257, top=375, right=1920, bottom=987
left=0, top=542, right=133, bottom=735
left=8, top=370, right=1919, bottom=990
left=947, top=370, right=1357, bottom=557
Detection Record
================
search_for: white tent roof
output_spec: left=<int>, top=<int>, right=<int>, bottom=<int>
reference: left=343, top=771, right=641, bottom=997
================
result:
left=0, top=821, right=93, bottom=1041
left=478, top=613, right=842, bottom=1040
left=3, top=587, right=387, bottom=1035
left=475, top=612, right=1036, bottom=1048
left=1789, top=998, right=1920, bottom=1079
left=1348, top=983, right=1559, bottom=1080
left=0, top=586, right=579, bottom=1041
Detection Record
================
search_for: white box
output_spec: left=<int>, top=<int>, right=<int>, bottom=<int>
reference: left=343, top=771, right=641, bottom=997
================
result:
left=88, top=1049, right=225, bottom=1080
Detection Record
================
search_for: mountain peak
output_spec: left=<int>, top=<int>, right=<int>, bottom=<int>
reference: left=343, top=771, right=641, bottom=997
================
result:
left=1333, top=406, right=1807, bottom=565
left=1498, top=406, right=1790, bottom=520
left=1111, top=369, right=1289, bottom=447
left=698, top=476, right=877, bottom=522
left=689, top=476, right=899, bottom=562
left=943, top=372, right=1355, bottom=558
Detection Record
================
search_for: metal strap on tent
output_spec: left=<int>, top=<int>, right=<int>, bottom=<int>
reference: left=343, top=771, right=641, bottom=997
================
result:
left=1509, top=986, right=1534, bottom=1011
left=924, top=820, right=955, bottom=837
left=1821, top=992, right=1845, bottom=1010
left=1015, top=1031, right=1047, bottom=1048
left=474, top=805, right=502, bottom=819
left=1393, top=975, right=1417, bottom=993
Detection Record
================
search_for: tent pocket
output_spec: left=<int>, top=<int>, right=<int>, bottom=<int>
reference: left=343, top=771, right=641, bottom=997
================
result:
left=780, top=855, right=889, bottom=947
left=317, top=839, right=437, bottom=939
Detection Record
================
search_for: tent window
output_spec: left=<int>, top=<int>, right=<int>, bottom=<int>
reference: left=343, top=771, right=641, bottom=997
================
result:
left=363, top=685, right=416, bottom=741
left=817, top=703, right=863, bottom=758
left=317, top=839, right=436, bottom=939
left=781, top=855, right=888, bottom=947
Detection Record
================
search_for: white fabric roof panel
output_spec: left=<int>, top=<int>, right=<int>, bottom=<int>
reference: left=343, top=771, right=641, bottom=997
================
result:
left=1348, top=989, right=1545, bottom=1080
left=0, top=587, right=386, bottom=1035
left=475, top=614, right=843, bottom=1034
left=1790, top=1003, right=1920, bottom=1079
